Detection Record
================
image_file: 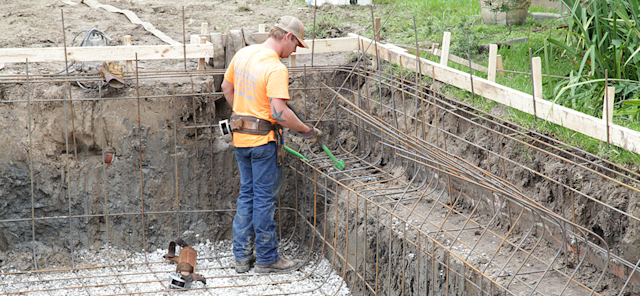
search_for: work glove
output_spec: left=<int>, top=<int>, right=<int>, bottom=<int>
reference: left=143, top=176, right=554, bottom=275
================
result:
left=300, top=123, right=322, bottom=144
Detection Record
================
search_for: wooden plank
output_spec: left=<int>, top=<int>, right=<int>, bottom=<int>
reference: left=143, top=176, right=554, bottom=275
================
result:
left=201, top=23, right=209, bottom=35
left=353, top=34, right=640, bottom=155
left=440, top=32, right=451, bottom=66
left=0, top=44, right=213, bottom=63
left=532, top=57, right=543, bottom=100
left=609, top=124, right=640, bottom=155
left=198, top=37, right=206, bottom=71
left=259, top=24, right=267, bottom=33
left=290, top=55, right=296, bottom=67
left=488, top=44, right=498, bottom=82
left=420, top=44, right=488, bottom=73
left=124, top=35, right=133, bottom=73
left=448, top=53, right=488, bottom=73
left=293, top=37, right=360, bottom=55
left=254, top=32, right=269, bottom=43
left=496, top=54, right=504, bottom=77
left=201, top=23, right=210, bottom=65
left=190, top=34, right=200, bottom=46
left=0, top=36, right=360, bottom=64
left=603, top=86, right=615, bottom=122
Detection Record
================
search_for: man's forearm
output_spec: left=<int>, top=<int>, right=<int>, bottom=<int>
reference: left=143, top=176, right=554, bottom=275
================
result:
left=270, top=98, right=311, bottom=133
left=224, top=91, right=234, bottom=107
left=275, top=108, right=311, bottom=133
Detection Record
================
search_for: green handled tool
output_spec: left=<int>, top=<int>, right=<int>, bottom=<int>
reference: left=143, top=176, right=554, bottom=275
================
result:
left=285, top=102, right=345, bottom=170
left=321, top=144, right=345, bottom=170
left=284, top=145, right=308, bottom=162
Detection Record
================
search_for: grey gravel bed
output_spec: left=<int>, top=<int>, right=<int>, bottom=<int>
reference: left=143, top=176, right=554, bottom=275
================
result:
left=1, top=240, right=350, bottom=296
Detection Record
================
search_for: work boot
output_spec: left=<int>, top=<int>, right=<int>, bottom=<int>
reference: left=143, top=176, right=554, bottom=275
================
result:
left=235, top=255, right=255, bottom=273
left=255, top=257, right=302, bottom=273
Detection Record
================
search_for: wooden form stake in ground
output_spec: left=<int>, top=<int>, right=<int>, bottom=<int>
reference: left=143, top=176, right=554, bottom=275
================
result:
left=351, top=33, right=640, bottom=155
left=604, top=86, right=615, bottom=124
left=124, top=35, right=133, bottom=73
left=440, top=32, right=451, bottom=67
left=487, top=44, right=498, bottom=82
left=201, top=22, right=210, bottom=66
left=496, top=55, right=504, bottom=77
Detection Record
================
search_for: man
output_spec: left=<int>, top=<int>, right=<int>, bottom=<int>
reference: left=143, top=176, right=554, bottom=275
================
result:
left=221, top=16, right=321, bottom=274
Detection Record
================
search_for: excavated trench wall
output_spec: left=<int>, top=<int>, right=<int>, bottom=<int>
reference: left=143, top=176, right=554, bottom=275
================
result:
left=0, top=75, right=242, bottom=266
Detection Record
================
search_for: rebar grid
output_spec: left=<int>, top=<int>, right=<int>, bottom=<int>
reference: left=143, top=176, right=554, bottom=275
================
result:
left=1, top=51, right=639, bottom=296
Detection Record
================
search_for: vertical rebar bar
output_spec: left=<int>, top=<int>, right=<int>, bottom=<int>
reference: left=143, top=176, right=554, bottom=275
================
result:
left=98, top=83, right=109, bottom=264
left=172, top=86, right=181, bottom=237
left=465, top=31, right=475, bottom=102
left=605, top=69, right=610, bottom=144
left=134, top=54, right=148, bottom=260
left=60, top=9, right=78, bottom=163
left=25, top=59, right=38, bottom=271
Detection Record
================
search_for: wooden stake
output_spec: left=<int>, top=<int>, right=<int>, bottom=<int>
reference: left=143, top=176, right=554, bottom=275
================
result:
left=290, top=55, right=296, bottom=67
left=532, top=57, right=543, bottom=100
left=440, top=32, right=451, bottom=66
left=496, top=54, right=504, bottom=77
left=201, top=22, right=209, bottom=35
left=603, top=86, right=615, bottom=123
left=259, top=24, right=266, bottom=33
left=124, top=35, right=133, bottom=73
left=201, top=23, right=210, bottom=65
left=198, top=36, right=207, bottom=70
left=487, top=44, right=498, bottom=82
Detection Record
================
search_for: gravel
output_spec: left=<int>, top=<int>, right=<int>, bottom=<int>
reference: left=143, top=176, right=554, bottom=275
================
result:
left=1, top=240, right=350, bottom=296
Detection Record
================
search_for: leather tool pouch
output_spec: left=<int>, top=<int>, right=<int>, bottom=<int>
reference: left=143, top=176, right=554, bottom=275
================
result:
left=230, top=114, right=283, bottom=166
left=230, top=113, right=273, bottom=136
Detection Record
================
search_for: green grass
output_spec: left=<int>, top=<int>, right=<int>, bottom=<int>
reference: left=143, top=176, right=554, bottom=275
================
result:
left=298, top=0, right=640, bottom=165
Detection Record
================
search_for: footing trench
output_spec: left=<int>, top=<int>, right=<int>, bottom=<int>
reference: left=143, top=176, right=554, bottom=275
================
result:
left=1, top=60, right=640, bottom=296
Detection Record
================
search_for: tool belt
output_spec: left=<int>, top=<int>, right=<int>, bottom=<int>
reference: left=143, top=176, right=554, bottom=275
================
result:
left=229, top=113, right=284, bottom=166
left=163, top=238, right=206, bottom=288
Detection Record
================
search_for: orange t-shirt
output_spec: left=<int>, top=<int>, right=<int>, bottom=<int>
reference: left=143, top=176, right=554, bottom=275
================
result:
left=224, top=45, right=290, bottom=148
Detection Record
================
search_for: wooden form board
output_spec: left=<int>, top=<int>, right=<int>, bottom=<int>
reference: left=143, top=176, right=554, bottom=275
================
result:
left=350, top=34, right=640, bottom=155
left=404, top=44, right=488, bottom=73
left=294, top=37, right=360, bottom=55
left=0, top=36, right=360, bottom=64
left=0, top=44, right=213, bottom=63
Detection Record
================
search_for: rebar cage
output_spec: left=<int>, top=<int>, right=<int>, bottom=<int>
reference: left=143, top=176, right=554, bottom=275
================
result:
left=1, top=50, right=640, bottom=296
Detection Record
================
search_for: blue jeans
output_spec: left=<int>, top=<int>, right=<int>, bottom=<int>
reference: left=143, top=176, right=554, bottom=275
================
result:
left=233, top=141, right=282, bottom=265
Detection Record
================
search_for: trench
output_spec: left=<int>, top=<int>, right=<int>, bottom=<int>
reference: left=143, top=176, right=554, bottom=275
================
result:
left=1, top=55, right=640, bottom=295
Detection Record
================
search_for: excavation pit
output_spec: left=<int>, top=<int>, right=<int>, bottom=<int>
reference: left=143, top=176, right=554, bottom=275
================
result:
left=1, top=47, right=640, bottom=296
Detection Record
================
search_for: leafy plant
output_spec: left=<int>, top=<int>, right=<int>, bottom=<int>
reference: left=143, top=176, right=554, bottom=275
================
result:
left=546, top=0, right=640, bottom=119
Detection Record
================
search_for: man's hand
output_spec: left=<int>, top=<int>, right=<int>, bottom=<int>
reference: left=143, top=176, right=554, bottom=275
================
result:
left=300, top=123, right=322, bottom=144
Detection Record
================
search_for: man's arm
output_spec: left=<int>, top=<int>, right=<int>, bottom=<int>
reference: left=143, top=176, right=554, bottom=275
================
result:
left=269, top=97, right=312, bottom=133
left=222, top=79, right=234, bottom=107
